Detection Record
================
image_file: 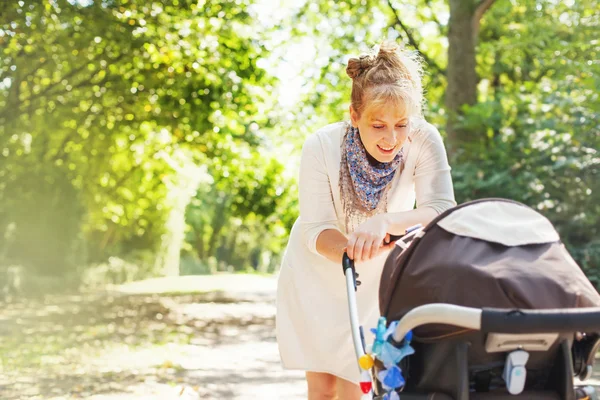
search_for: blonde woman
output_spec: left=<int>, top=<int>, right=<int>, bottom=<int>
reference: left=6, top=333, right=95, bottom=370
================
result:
left=276, top=41, right=456, bottom=399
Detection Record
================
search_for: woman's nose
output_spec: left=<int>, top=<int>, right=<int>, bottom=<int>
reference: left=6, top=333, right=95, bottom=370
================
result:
left=383, top=128, right=397, bottom=144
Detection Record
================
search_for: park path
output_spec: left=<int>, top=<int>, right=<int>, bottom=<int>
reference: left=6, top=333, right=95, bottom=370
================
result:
left=0, top=275, right=307, bottom=400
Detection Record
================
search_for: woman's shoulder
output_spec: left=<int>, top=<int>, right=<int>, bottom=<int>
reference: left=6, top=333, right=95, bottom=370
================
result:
left=409, top=118, right=443, bottom=143
left=302, top=121, right=347, bottom=155
left=408, top=118, right=447, bottom=155
left=312, top=121, right=347, bottom=142
left=406, top=118, right=449, bottom=163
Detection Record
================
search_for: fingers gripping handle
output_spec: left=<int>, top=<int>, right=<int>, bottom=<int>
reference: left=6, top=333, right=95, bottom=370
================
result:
left=342, top=234, right=403, bottom=291
left=342, top=225, right=421, bottom=290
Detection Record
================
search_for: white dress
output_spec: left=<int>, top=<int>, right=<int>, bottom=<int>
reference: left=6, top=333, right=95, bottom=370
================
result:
left=275, top=120, right=456, bottom=383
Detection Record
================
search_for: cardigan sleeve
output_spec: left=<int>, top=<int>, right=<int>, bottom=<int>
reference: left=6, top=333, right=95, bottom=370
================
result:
left=298, top=133, right=341, bottom=255
left=413, top=124, right=457, bottom=214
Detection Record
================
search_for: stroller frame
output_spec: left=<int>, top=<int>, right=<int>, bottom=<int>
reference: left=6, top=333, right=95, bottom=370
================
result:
left=343, top=231, right=600, bottom=400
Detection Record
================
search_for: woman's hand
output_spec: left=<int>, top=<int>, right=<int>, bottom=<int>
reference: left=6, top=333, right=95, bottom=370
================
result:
left=346, top=214, right=395, bottom=263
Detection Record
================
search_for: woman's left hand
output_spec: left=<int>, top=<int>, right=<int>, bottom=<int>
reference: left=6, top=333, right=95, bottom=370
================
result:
left=346, top=214, right=394, bottom=263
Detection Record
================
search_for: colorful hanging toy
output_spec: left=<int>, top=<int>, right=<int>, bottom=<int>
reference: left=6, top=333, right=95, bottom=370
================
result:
left=358, top=316, right=415, bottom=398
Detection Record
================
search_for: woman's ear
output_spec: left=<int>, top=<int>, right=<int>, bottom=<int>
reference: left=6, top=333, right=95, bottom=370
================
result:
left=349, top=105, right=359, bottom=127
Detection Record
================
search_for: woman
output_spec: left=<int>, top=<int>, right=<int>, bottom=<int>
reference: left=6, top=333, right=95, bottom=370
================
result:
left=276, top=41, right=456, bottom=399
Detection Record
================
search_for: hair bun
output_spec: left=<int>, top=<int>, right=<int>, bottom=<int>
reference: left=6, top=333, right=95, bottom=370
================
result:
left=347, top=40, right=424, bottom=117
left=346, top=54, right=376, bottom=79
left=377, top=41, right=401, bottom=58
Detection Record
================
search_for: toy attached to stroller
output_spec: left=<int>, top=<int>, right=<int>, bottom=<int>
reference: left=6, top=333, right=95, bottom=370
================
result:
left=343, top=198, right=600, bottom=400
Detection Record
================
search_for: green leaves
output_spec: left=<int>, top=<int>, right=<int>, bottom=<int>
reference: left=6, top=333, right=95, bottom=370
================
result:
left=0, top=0, right=283, bottom=275
left=1, top=0, right=598, bottom=280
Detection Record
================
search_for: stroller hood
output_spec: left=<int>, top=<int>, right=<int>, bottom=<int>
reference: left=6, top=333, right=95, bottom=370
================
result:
left=379, top=198, right=600, bottom=338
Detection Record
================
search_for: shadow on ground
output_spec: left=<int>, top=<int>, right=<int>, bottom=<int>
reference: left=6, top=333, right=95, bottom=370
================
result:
left=0, top=287, right=307, bottom=400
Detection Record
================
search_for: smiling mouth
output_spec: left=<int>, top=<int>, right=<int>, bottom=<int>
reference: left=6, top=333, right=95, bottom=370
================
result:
left=377, top=144, right=397, bottom=153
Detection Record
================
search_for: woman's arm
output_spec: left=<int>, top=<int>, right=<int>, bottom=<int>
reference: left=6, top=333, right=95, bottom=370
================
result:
left=382, top=207, right=439, bottom=236
left=315, top=229, right=348, bottom=264
left=318, top=226, right=396, bottom=264
left=297, top=131, right=342, bottom=258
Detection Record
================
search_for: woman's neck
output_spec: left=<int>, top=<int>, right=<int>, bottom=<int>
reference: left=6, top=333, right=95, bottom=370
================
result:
left=365, top=149, right=384, bottom=168
left=354, top=129, right=385, bottom=168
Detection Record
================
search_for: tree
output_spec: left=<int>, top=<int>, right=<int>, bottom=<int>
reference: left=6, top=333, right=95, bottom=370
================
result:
left=445, top=0, right=495, bottom=148
left=0, top=0, right=278, bottom=276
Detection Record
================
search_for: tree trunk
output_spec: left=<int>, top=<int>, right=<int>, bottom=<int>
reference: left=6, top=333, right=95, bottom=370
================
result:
left=445, top=0, right=478, bottom=150
left=445, top=0, right=497, bottom=151
left=154, top=159, right=208, bottom=277
left=224, top=226, right=239, bottom=267
left=207, top=194, right=228, bottom=258
left=195, top=222, right=206, bottom=260
left=491, top=50, right=501, bottom=139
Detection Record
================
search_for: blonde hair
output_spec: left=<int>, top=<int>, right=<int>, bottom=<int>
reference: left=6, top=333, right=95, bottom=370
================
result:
left=346, top=41, right=424, bottom=118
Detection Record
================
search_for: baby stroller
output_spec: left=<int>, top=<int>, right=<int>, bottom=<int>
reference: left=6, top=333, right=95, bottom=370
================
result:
left=343, top=198, right=600, bottom=400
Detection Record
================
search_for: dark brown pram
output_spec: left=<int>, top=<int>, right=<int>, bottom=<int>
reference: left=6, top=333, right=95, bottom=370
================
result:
left=343, top=198, right=600, bottom=400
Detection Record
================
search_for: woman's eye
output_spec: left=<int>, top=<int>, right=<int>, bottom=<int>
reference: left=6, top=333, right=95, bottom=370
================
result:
left=397, top=124, right=408, bottom=128
left=373, top=125, right=384, bottom=129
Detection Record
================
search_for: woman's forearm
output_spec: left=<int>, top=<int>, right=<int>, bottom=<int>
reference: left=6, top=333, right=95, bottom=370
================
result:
left=315, top=229, right=348, bottom=264
left=315, top=207, right=439, bottom=263
left=383, top=207, right=439, bottom=236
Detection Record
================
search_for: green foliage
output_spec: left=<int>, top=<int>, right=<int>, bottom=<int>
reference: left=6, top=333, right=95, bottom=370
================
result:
left=0, top=0, right=287, bottom=279
left=184, top=147, right=297, bottom=273
left=1, top=0, right=598, bottom=284
left=453, top=0, right=600, bottom=283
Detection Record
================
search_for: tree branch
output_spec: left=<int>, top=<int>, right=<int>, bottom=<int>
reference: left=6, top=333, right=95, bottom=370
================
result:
left=475, top=0, right=497, bottom=18
left=473, top=0, right=496, bottom=40
left=0, top=52, right=126, bottom=121
left=386, top=0, right=446, bottom=76
left=0, top=61, right=89, bottom=121
left=102, top=140, right=178, bottom=200
left=48, top=115, right=90, bottom=162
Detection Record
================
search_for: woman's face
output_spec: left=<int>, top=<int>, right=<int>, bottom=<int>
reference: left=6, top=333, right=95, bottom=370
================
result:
left=350, top=103, right=410, bottom=163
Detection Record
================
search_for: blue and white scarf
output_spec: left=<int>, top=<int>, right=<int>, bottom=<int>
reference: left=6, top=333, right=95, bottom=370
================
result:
left=340, top=124, right=403, bottom=231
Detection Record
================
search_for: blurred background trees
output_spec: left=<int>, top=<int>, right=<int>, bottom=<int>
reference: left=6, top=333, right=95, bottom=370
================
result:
left=1, top=0, right=598, bottom=290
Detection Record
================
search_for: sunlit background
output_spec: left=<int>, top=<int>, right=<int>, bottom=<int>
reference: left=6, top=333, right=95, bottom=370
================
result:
left=1, top=0, right=598, bottom=398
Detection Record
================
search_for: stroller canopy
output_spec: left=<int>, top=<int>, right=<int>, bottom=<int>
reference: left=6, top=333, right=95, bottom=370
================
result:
left=379, top=198, right=600, bottom=337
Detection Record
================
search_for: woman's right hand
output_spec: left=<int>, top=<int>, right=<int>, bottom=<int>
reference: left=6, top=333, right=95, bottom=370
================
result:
left=345, top=214, right=395, bottom=263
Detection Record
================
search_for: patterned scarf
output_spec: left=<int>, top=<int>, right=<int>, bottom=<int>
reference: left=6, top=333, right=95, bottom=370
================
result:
left=339, top=123, right=403, bottom=232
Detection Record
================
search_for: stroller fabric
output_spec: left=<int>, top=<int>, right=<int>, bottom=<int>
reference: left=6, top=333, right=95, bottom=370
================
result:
left=379, top=198, right=600, bottom=339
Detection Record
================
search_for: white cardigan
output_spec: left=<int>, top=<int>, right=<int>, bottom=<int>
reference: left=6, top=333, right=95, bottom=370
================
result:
left=276, top=120, right=456, bottom=383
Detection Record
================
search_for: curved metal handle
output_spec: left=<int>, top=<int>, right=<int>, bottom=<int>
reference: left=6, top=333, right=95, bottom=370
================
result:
left=392, top=303, right=483, bottom=342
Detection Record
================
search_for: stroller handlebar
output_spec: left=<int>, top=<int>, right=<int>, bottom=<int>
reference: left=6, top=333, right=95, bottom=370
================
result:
left=481, top=307, right=600, bottom=334
left=392, top=304, right=483, bottom=342
left=388, top=234, right=404, bottom=242
left=391, top=304, right=600, bottom=342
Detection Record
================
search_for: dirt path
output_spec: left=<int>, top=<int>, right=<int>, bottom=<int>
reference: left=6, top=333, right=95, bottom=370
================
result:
left=0, top=275, right=307, bottom=399
left=0, top=274, right=598, bottom=399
